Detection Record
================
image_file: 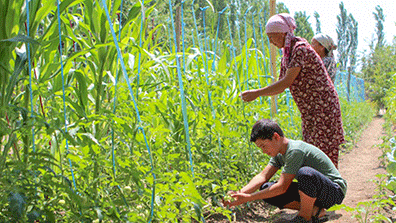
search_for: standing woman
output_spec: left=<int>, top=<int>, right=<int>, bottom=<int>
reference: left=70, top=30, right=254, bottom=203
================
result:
left=240, top=13, right=345, bottom=168
left=311, top=34, right=338, bottom=83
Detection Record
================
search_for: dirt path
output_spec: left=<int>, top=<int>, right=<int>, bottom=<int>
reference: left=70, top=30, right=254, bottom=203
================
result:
left=326, top=117, right=387, bottom=222
left=206, top=117, right=388, bottom=222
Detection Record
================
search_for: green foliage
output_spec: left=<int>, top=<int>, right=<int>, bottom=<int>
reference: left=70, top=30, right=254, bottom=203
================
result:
left=0, top=0, right=375, bottom=222
left=313, top=11, right=321, bottom=34
left=329, top=199, right=393, bottom=223
left=336, top=2, right=358, bottom=72
left=382, top=79, right=396, bottom=213
left=341, top=24, right=396, bottom=223
left=384, top=73, right=396, bottom=125
left=340, top=98, right=375, bottom=149
left=328, top=174, right=395, bottom=223
left=361, top=41, right=396, bottom=110
left=0, top=150, right=76, bottom=222
left=0, top=0, right=279, bottom=221
left=373, top=5, right=385, bottom=49
left=293, top=11, right=314, bottom=42
left=347, top=14, right=358, bottom=73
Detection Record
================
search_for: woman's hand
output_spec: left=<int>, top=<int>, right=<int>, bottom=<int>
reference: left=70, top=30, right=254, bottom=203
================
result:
left=240, top=90, right=259, bottom=102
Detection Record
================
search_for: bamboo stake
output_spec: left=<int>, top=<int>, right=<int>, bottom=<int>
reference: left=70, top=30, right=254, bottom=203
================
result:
left=269, top=0, right=277, bottom=116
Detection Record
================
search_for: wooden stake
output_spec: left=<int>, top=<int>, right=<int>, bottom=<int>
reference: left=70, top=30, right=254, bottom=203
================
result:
left=269, top=0, right=277, bottom=116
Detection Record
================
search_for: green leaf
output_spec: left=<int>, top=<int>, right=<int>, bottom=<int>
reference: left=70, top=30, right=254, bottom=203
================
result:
left=4, top=45, right=27, bottom=106
left=95, top=207, right=104, bottom=221
left=8, top=192, right=26, bottom=219
left=125, top=2, right=142, bottom=23
left=386, top=162, right=396, bottom=176
left=193, top=202, right=203, bottom=222
left=27, top=210, right=40, bottom=222
left=80, top=133, right=104, bottom=149
left=0, top=34, right=40, bottom=45
left=386, top=180, right=396, bottom=192
left=73, top=70, right=89, bottom=113
left=66, top=97, right=85, bottom=118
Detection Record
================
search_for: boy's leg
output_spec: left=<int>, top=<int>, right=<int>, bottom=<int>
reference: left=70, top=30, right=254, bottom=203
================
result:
left=298, top=190, right=316, bottom=221
left=296, top=166, right=344, bottom=209
left=283, top=201, right=300, bottom=210
left=260, top=167, right=344, bottom=218
left=260, top=182, right=320, bottom=213
left=260, top=182, right=300, bottom=209
left=283, top=201, right=326, bottom=218
left=281, top=193, right=321, bottom=221
left=295, top=166, right=345, bottom=220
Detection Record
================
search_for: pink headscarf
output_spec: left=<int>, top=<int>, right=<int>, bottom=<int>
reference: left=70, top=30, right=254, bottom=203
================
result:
left=265, top=13, right=297, bottom=66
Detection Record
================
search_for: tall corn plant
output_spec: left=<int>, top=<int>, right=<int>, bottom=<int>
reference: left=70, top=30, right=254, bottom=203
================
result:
left=0, top=0, right=89, bottom=221
left=0, top=1, right=31, bottom=160
left=37, top=0, right=162, bottom=221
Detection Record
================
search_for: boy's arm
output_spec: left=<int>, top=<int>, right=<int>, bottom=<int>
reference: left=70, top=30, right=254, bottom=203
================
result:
left=250, top=172, right=295, bottom=199
left=226, top=172, right=295, bottom=207
left=239, top=164, right=279, bottom=194
left=223, top=164, right=278, bottom=207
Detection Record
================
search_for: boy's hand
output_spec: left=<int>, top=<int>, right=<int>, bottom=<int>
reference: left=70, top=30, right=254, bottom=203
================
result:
left=222, top=190, right=252, bottom=207
left=222, top=190, right=237, bottom=207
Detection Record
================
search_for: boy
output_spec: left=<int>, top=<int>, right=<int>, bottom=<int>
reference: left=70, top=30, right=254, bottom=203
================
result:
left=224, top=119, right=346, bottom=223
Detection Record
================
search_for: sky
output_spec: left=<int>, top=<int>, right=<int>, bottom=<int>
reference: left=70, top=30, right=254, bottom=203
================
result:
left=277, top=0, right=396, bottom=64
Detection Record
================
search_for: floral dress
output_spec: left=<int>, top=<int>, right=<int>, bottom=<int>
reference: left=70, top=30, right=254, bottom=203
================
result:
left=280, top=37, right=345, bottom=167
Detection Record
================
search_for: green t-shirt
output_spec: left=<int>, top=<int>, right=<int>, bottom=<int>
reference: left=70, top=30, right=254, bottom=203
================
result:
left=269, top=140, right=347, bottom=195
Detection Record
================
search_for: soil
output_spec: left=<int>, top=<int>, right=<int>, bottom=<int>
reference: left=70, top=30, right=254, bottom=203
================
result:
left=206, top=117, right=394, bottom=222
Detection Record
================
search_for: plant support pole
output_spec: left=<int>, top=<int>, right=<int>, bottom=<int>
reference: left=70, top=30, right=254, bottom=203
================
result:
left=269, top=0, right=277, bottom=115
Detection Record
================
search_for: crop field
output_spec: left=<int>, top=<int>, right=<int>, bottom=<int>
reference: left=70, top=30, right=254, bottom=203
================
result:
left=0, top=0, right=372, bottom=222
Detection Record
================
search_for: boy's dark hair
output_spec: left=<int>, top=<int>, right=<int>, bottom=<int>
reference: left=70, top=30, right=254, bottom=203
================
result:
left=250, top=119, right=284, bottom=142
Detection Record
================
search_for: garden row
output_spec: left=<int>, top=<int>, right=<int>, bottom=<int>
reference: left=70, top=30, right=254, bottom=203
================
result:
left=0, top=1, right=371, bottom=222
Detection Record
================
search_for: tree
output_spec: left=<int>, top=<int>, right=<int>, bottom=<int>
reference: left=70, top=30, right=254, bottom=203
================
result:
left=336, top=2, right=349, bottom=71
left=276, top=2, right=289, bottom=15
left=336, top=2, right=359, bottom=101
left=314, top=11, right=321, bottom=34
left=346, top=14, right=358, bottom=72
left=294, top=11, right=314, bottom=41
left=373, top=5, right=385, bottom=48
left=346, top=14, right=358, bottom=101
left=361, top=40, right=396, bottom=110
left=361, top=6, right=393, bottom=111
left=336, top=2, right=359, bottom=72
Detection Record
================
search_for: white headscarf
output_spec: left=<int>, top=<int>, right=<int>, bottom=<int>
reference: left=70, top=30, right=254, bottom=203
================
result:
left=313, top=34, right=337, bottom=57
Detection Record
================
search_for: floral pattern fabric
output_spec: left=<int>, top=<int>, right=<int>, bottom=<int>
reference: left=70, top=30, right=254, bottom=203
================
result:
left=280, top=37, right=345, bottom=166
left=323, top=56, right=337, bottom=84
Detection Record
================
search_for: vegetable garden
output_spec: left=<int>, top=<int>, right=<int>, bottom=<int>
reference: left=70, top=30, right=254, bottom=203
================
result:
left=0, top=0, right=371, bottom=222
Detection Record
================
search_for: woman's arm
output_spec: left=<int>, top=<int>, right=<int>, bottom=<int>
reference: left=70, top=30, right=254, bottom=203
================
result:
left=240, top=66, right=302, bottom=102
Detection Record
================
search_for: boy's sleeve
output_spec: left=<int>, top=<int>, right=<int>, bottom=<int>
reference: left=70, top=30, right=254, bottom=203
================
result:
left=282, top=149, right=304, bottom=175
left=269, top=156, right=282, bottom=169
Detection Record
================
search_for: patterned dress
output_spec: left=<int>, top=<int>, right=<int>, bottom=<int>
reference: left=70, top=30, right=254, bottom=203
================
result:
left=280, top=37, right=345, bottom=167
